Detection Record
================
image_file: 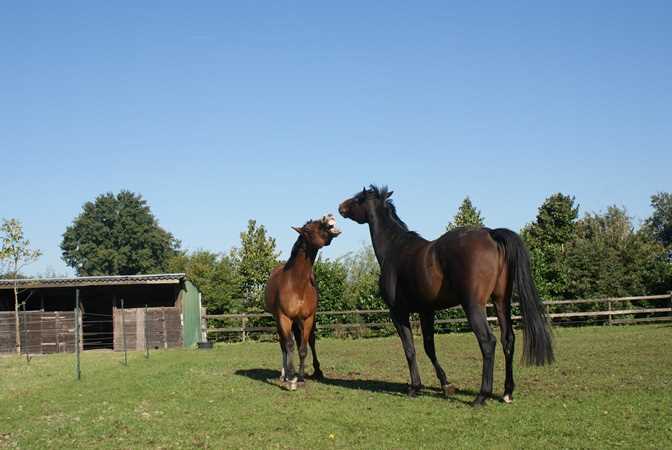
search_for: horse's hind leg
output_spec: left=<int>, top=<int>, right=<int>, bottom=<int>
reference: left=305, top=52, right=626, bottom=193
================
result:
left=463, top=300, right=497, bottom=407
left=296, top=316, right=315, bottom=385
left=493, top=294, right=515, bottom=403
left=292, top=321, right=303, bottom=383
left=308, top=322, right=323, bottom=379
left=419, top=312, right=455, bottom=396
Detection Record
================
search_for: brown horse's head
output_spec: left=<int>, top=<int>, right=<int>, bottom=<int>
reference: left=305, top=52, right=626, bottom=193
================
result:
left=338, top=185, right=394, bottom=224
left=292, top=214, right=342, bottom=248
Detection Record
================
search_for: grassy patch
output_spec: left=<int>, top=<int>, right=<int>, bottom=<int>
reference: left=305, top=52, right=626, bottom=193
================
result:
left=1, top=325, right=671, bottom=449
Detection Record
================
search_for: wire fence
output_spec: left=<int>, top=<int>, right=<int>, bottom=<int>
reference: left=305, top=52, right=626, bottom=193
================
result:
left=1, top=291, right=670, bottom=381
left=0, top=288, right=182, bottom=378
left=203, top=293, right=672, bottom=342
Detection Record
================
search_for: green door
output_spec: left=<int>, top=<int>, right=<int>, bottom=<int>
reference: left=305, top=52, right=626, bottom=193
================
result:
left=181, top=280, right=202, bottom=348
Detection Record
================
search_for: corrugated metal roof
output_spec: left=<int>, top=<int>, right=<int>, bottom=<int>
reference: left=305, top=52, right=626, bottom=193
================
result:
left=0, top=273, right=186, bottom=289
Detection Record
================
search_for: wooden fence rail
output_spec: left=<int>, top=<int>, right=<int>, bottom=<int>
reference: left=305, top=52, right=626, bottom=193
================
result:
left=204, top=294, right=672, bottom=341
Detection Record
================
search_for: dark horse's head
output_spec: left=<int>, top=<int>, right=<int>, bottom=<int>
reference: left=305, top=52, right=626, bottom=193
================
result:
left=338, top=185, right=396, bottom=224
left=292, top=214, right=342, bottom=249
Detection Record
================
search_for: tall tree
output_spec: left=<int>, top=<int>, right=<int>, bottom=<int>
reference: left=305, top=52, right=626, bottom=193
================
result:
left=342, top=245, right=384, bottom=310
left=521, top=193, right=579, bottom=299
left=644, top=192, right=672, bottom=253
left=0, top=219, right=42, bottom=353
left=61, top=191, right=180, bottom=275
left=565, top=206, right=670, bottom=299
left=232, top=220, right=280, bottom=309
left=446, top=197, right=485, bottom=231
left=313, top=256, right=348, bottom=324
left=168, top=250, right=242, bottom=314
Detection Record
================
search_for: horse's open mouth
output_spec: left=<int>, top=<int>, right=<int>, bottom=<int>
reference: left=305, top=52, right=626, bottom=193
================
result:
left=323, top=214, right=342, bottom=236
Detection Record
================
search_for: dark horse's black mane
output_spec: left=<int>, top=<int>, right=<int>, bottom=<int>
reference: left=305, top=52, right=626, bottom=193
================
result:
left=359, top=185, right=423, bottom=242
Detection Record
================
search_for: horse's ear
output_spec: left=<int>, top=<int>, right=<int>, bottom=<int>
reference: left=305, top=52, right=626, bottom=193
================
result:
left=291, top=226, right=303, bottom=234
left=385, top=190, right=394, bottom=199
left=362, top=186, right=367, bottom=195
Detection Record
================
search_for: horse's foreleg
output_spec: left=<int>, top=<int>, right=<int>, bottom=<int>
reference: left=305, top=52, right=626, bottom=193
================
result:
left=390, top=309, right=422, bottom=396
left=278, top=338, right=286, bottom=381
left=464, top=301, right=497, bottom=407
left=277, top=315, right=297, bottom=390
left=420, top=312, right=455, bottom=396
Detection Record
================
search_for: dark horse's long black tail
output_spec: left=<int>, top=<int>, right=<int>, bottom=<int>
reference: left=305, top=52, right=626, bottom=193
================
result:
left=490, top=228, right=555, bottom=366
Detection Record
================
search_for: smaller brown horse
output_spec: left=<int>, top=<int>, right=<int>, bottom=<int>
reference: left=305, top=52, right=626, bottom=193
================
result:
left=264, top=214, right=341, bottom=390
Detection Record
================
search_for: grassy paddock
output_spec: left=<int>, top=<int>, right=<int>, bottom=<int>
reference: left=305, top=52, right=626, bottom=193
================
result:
left=1, top=325, right=670, bottom=449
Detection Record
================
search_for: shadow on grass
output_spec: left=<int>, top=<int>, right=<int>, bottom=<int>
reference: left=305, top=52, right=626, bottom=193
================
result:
left=234, top=368, right=477, bottom=405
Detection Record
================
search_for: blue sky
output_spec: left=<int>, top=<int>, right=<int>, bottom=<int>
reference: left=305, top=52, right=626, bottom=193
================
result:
left=2, top=1, right=671, bottom=276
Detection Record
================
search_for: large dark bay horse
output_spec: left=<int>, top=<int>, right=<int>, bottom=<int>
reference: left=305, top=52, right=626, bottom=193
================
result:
left=338, top=186, right=554, bottom=406
left=264, top=214, right=341, bottom=390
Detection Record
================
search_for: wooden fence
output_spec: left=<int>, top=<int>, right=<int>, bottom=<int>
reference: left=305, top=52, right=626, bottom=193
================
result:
left=203, top=294, right=672, bottom=342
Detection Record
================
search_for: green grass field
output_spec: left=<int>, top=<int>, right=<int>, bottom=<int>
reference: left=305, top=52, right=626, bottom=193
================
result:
left=1, top=324, right=670, bottom=449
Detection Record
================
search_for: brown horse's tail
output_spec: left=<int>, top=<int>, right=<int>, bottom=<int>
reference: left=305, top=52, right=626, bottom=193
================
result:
left=490, top=228, right=555, bottom=366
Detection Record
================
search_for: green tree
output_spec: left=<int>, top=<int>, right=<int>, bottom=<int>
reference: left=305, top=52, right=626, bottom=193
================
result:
left=565, top=206, right=670, bottom=299
left=342, top=245, right=384, bottom=310
left=644, top=192, right=672, bottom=253
left=0, top=218, right=42, bottom=353
left=521, top=193, right=579, bottom=299
left=313, top=256, right=348, bottom=324
left=60, top=191, right=180, bottom=275
left=168, top=250, right=242, bottom=314
left=231, top=220, right=280, bottom=309
left=446, top=197, right=485, bottom=231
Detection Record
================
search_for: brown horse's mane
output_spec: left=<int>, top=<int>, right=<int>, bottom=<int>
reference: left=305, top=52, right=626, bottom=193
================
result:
left=285, top=219, right=320, bottom=270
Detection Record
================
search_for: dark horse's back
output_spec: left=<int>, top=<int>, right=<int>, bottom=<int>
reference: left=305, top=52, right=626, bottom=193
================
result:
left=401, top=227, right=503, bottom=310
left=403, top=225, right=554, bottom=366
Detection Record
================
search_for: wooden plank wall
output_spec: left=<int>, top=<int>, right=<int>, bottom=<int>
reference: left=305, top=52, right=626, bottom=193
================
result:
left=113, top=307, right=182, bottom=351
left=0, top=311, right=78, bottom=354
left=0, top=312, right=16, bottom=353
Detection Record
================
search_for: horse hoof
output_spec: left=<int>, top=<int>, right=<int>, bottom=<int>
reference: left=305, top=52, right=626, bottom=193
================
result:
left=297, top=380, right=306, bottom=388
left=408, top=385, right=422, bottom=397
left=471, top=396, right=487, bottom=408
left=312, top=370, right=324, bottom=381
left=502, top=394, right=513, bottom=404
left=442, top=384, right=457, bottom=397
left=287, top=377, right=298, bottom=391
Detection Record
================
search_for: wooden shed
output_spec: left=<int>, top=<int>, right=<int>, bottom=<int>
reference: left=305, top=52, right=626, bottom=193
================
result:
left=0, top=274, right=204, bottom=354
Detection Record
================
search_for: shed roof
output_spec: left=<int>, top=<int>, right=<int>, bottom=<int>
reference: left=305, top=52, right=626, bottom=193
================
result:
left=0, top=273, right=187, bottom=290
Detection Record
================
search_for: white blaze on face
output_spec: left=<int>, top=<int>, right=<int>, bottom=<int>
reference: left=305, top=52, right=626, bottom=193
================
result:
left=322, top=214, right=341, bottom=236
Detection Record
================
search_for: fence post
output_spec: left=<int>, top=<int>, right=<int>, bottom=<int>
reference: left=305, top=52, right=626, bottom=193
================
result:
left=144, top=304, right=149, bottom=359
left=161, top=307, right=168, bottom=349
left=121, top=298, right=128, bottom=366
left=75, top=289, right=81, bottom=381
left=201, top=307, right=208, bottom=343
left=608, top=299, right=612, bottom=326
left=241, top=313, right=247, bottom=343
left=22, top=301, right=30, bottom=364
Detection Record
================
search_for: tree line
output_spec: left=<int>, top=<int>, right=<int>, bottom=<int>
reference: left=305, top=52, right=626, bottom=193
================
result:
left=3, top=190, right=671, bottom=320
